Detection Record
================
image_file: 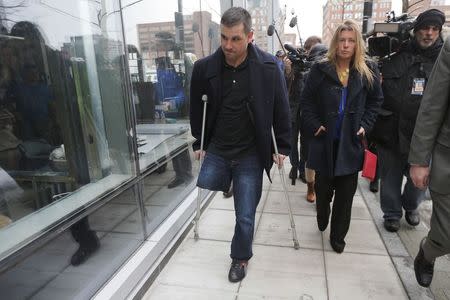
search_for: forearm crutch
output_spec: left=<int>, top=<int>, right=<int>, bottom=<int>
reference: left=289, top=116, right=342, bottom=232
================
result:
left=194, top=94, right=208, bottom=240
left=271, top=127, right=300, bottom=249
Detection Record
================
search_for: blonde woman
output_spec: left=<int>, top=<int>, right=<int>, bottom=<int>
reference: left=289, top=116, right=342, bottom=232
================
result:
left=301, top=20, right=383, bottom=253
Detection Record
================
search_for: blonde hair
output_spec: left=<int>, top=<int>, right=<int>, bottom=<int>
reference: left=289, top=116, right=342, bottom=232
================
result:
left=327, top=20, right=374, bottom=86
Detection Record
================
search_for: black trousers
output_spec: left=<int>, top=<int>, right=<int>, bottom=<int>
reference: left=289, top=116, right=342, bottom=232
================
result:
left=315, top=172, right=358, bottom=245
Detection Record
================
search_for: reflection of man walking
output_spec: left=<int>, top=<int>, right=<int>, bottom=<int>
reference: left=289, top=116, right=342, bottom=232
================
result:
left=409, top=36, right=450, bottom=288
left=189, top=7, right=290, bottom=283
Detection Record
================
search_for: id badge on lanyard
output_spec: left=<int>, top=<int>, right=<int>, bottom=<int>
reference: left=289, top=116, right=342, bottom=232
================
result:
left=411, top=78, right=425, bottom=95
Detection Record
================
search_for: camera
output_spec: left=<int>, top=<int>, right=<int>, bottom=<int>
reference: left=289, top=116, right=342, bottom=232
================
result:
left=284, top=44, right=312, bottom=73
left=367, top=12, right=414, bottom=58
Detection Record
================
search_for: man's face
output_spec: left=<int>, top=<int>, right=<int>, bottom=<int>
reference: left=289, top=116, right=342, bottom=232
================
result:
left=415, top=25, right=440, bottom=49
left=336, top=29, right=356, bottom=61
left=220, top=23, right=253, bottom=66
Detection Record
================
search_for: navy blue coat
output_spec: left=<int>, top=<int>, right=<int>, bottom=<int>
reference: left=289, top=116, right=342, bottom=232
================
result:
left=301, top=61, right=383, bottom=177
left=189, top=44, right=291, bottom=179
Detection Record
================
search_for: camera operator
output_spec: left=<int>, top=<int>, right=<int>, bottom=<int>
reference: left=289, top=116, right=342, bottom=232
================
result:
left=300, top=42, right=328, bottom=203
left=374, top=9, right=445, bottom=233
left=276, top=47, right=305, bottom=186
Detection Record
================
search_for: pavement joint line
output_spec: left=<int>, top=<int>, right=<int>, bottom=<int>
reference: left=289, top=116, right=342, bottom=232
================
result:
left=258, top=210, right=372, bottom=220
left=186, top=237, right=230, bottom=244
left=357, top=178, right=434, bottom=300
left=321, top=231, right=331, bottom=300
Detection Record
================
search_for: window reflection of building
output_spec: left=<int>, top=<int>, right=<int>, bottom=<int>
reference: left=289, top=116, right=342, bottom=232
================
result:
left=137, top=10, right=219, bottom=68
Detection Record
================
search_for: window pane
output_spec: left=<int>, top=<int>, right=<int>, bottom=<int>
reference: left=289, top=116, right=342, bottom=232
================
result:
left=0, top=187, right=143, bottom=299
left=121, top=1, right=221, bottom=237
left=0, top=0, right=134, bottom=260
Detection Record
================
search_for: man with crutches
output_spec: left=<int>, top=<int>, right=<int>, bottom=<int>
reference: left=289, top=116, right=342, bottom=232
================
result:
left=189, top=7, right=291, bottom=283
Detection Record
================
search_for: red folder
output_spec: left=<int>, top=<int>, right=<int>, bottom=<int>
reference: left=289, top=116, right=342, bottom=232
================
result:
left=361, top=138, right=377, bottom=181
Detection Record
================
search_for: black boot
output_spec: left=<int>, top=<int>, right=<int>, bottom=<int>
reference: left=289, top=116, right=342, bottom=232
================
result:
left=369, top=179, right=379, bottom=193
left=228, top=259, right=248, bottom=282
left=289, top=167, right=297, bottom=185
left=414, top=238, right=435, bottom=287
left=71, top=233, right=100, bottom=266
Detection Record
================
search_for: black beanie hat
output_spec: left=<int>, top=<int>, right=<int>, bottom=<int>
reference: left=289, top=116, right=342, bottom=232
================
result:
left=414, top=9, right=445, bottom=32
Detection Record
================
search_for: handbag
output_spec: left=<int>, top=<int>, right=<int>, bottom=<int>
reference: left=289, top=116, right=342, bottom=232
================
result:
left=361, top=137, right=377, bottom=181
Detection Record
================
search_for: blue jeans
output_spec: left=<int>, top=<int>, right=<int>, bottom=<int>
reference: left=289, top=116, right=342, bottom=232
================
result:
left=378, top=146, right=425, bottom=220
left=197, top=152, right=263, bottom=260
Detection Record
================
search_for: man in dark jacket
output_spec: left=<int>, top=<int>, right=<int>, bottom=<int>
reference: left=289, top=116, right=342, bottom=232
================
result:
left=189, top=7, right=291, bottom=283
left=375, top=9, right=445, bottom=232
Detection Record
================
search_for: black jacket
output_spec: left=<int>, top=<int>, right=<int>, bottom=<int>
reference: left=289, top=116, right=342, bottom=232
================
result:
left=301, top=60, right=383, bottom=177
left=376, top=38, right=443, bottom=155
left=189, top=44, right=291, bottom=178
left=287, top=71, right=303, bottom=123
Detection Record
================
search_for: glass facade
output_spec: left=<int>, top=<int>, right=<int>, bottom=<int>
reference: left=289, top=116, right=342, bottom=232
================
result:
left=121, top=0, right=220, bottom=236
left=0, top=0, right=278, bottom=298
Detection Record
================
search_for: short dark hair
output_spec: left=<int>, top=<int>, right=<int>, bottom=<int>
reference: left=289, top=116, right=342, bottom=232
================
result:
left=221, top=7, right=252, bottom=34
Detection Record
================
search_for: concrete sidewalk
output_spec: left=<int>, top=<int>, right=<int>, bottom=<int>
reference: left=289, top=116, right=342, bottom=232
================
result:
left=143, top=162, right=437, bottom=300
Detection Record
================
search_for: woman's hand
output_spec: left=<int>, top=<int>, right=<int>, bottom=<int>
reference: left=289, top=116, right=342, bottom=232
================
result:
left=357, top=126, right=365, bottom=137
left=314, top=126, right=326, bottom=136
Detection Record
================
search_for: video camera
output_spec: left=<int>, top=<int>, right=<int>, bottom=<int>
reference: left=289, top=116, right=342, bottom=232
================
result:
left=267, top=23, right=311, bottom=74
left=283, top=44, right=312, bottom=73
left=367, top=12, right=414, bottom=58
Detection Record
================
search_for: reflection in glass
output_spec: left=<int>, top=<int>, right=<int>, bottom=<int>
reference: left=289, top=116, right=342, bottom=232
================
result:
left=0, top=187, right=143, bottom=299
left=122, top=0, right=220, bottom=237
left=0, top=0, right=133, bottom=260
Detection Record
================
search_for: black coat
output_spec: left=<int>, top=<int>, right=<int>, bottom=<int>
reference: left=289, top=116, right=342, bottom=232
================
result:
left=377, top=39, right=442, bottom=156
left=301, top=61, right=383, bottom=177
left=189, top=44, right=291, bottom=178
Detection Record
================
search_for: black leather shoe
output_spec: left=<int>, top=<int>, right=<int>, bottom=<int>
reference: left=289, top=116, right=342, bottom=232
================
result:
left=71, top=235, right=100, bottom=266
left=369, top=179, right=379, bottom=193
left=223, top=185, right=233, bottom=198
left=384, top=219, right=400, bottom=232
left=330, top=239, right=345, bottom=253
left=414, top=238, right=435, bottom=287
left=167, top=177, right=185, bottom=189
left=289, top=167, right=297, bottom=179
left=317, top=204, right=330, bottom=231
left=317, top=218, right=329, bottom=232
left=406, top=211, right=420, bottom=226
left=228, top=259, right=248, bottom=282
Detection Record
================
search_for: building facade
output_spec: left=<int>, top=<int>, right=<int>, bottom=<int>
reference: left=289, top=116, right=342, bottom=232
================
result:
left=247, top=0, right=285, bottom=53
left=322, top=0, right=392, bottom=45
left=137, top=10, right=220, bottom=77
left=407, top=0, right=450, bottom=26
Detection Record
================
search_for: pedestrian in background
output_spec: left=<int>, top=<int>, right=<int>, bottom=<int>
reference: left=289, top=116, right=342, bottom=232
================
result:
left=190, top=7, right=290, bottom=282
left=409, top=35, right=450, bottom=288
left=301, top=20, right=383, bottom=253
left=300, top=41, right=328, bottom=203
left=373, top=9, right=445, bottom=233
